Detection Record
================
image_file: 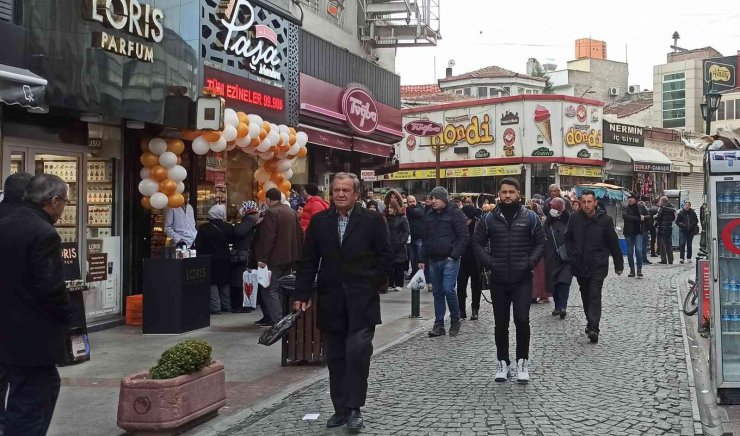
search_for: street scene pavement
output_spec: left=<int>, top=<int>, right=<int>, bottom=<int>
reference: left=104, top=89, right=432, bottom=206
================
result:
left=209, top=262, right=697, bottom=436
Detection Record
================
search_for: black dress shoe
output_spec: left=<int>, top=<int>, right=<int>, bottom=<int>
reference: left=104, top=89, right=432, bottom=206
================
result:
left=326, top=412, right=347, bottom=428
left=470, top=309, right=479, bottom=320
left=346, top=409, right=364, bottom=431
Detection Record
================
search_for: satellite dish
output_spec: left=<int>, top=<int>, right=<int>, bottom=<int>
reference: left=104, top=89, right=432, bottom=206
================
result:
left=448, top=59, right=456, bottom=68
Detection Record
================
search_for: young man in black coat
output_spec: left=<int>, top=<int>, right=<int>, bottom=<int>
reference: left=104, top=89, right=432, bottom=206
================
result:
left=656, top=196, right=677, bottom=264
left=0, top=174, right=72, bottom=435
left=566, top=189, right=624, bottom=344
left=622, top=193, right=644, bottom=278
left=293, top=172, right=392, bottom=432
left=473, top=178, right=546, bottom=383
left=0, top=172, right=32, bottom=219
left=677, top=201, right=699, bottom=263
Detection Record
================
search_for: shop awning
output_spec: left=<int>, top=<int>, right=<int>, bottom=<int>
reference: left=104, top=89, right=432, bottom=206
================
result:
left=0, top=64, right=47, bottom=111
left=604, top=143, right=672, bottom=172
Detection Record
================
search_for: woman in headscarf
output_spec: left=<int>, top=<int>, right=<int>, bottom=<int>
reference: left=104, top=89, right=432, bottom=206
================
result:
left=194, top=204, right=235, bottom=314
left=543, top=197, right=572, bottom=318
left=384, top=189, right=410, bottom=292
left=229, top=201, right=260, bottom=312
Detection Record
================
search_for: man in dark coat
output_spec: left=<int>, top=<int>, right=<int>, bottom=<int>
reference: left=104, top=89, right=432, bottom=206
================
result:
left=255, top=188, right=304, bottom=326
left=405, top=195, right=425, bottom=280
left=0, top=172, right=32, bottom=219
left=622, top=193, right=644, bottom=277
left=473, top=178, right=546, bottom=383
left=638, top=201, right=653, bottom=265
left=0, top=174, right=72, bottom=435
left=566, top=189, right=624, bottom=344
left=677, top=201, right=699, bottom=263
left=656, top=196, right=677, bottom=264
left=294, top=172, right=392, bottom=431
left=457, top=205, right=482, bottom=320
left=419, top=186, right=469, bottom=338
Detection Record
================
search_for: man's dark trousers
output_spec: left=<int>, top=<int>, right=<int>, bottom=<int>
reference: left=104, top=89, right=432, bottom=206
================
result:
left=324, top=326, right=375, bottom=414
left=576, top=275, right=605, bottom=333
left=3, top=365, right=61, bottom=436
left=491, top=281, right=531, bottom=364
left=660, top=231, right=674, bottom=263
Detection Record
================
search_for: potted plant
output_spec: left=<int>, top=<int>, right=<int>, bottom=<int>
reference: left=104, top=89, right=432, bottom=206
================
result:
left=117, top=340, right=226, bottom=432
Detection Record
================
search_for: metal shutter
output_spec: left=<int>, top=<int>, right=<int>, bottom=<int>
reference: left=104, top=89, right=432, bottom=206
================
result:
left=681, top=172, right=705, bottom=208
left=0, top=0, right=12, bottom=22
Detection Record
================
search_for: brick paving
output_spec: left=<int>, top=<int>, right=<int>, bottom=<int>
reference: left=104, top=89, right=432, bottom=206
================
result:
left=217, top=263, right=696, bottom=435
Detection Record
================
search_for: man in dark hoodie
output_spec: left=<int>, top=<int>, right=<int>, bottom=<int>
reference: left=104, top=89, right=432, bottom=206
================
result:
left=0, top=172, right=32, bottom=219
left=622, top=193, right=644, bottom=278
left=566, top=189, right=624, bottom=344
left=676, top=201, right=699, bottom=263
left=419, top=186, right=469, bottom=338
left=473, top=178, right=546, bottom=384
left=656, top=196, right=677, bottom=265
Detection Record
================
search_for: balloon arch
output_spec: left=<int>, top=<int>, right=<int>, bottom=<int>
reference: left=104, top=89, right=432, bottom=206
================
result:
left=138, top=108, right=308, bottom=209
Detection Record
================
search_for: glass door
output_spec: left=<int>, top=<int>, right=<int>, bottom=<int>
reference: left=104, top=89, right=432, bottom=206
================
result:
left=34, top=153, right=82, bottom=243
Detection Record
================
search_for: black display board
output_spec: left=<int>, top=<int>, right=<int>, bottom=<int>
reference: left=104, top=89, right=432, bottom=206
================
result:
left=142, top=256, right=211, bottom=334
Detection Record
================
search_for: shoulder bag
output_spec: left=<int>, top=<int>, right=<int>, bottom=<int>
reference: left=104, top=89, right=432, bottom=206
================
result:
left=550, top=225, right=569, bottom=262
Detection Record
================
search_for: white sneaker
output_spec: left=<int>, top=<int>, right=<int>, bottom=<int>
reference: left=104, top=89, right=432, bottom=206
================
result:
left=516, top=359, right=529, bottom=383
left=495, top=360, right=509, bottom=382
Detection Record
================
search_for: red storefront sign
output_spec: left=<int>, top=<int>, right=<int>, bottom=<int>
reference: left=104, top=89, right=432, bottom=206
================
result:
left=700, top=259, right=710, bottom=323
left=204, top=66, right=287, bottom=123
left=342, top=88, right=379, bottom=135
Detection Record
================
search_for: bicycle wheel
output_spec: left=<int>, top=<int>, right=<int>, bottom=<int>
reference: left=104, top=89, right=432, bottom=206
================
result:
left=683, top=285, right=699, bottom=316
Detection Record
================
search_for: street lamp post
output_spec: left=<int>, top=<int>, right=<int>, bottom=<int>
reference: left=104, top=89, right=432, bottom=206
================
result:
left=699, top=81, right=722, bottom=253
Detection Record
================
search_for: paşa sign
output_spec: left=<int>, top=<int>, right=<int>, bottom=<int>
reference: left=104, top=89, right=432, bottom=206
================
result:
left=84, top=0, right=164, bottom=63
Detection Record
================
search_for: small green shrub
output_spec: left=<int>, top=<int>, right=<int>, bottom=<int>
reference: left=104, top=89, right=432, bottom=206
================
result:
left=149, top=340, right=213, bottom=380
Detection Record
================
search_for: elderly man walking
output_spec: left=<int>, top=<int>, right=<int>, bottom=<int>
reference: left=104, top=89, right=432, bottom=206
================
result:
left=0, top=174, right=72, bottom=435
left=294, top=172, right=392, bottom=431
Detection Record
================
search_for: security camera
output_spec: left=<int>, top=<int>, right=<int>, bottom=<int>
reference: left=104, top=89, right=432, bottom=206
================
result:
left=373, top=55, right=380, bottom=62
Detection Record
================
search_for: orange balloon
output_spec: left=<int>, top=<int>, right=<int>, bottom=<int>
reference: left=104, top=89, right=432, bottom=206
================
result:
left=141, top=196, right=152, bottom=210
left=237, top=112, right=249, bottom=124
left=257, top=190, right=266, bottom=202
left=150, top=165, right=168, bottom=181
left=264, top=159, right=278, bottom=173
left=296, top=146, right=308, bottom=158
left=140, top=138, right=151, bottom=152
left=281, top=145, right=292, bottom=154
left=271, top=172, right=285, bottom=184
left=202, top=130, right=222, bottom=142
left=259, top=128, right=268, bottom=140
left=289, top=134, right=296, bottom=145
left=181, top=129, right=201, bottom=141
left=236, top=123, right=249, bottom=138
left=159, top=179, right=177, bottom=195
left=262, top=121, right=271, bottom=131
left=288, top=127, right=296, bottom=136
left=166, top=138, right=185, bottom=155
left=140, top=152, right=159, bottom=168
left=279, top=180, right=292, bottom=192
left=168, top=193, right=185, bottom=208
left=250, top=137, right=261, bottom=147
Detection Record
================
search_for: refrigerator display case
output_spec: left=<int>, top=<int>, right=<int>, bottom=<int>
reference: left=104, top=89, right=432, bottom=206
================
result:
left=709, top=150, right=740, bottom=402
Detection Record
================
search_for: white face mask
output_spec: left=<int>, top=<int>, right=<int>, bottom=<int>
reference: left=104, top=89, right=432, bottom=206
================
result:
left=549, top=209, right=561, bottom=218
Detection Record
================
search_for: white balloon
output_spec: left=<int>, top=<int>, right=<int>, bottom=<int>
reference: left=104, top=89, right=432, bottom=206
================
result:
left=267, top=131, right=280, bottom=147
left=138, top=178, right=159, bottom=197
left=150, top=192, right=168, bottom=210
left=192, top=136, right=210, bottom=155
left=259, top=151, right=274, bottom=160
left=255, top=168, right=270, bottom=183
left=296, top=131, right=308, bottom=145
left=277, top=159, right=292, bottom=172
left=248, top=122, right=261, bottom=139
left=279, top=132, right=290, bottom=146
left=158, top=151, right=178, bottom=169
left=140, top=167, right=151, bottom=179
left=224, top=109, right=239, bottom=128
left=248, top=114, right=264, bottom=128
left=263, top=181, right=277, bottom=191
left=270, top=123, right=279, bottom=134
left=210, top=137, right=227, bottom=152
left=168, top=165, right=187, bottom=182
left=176, top=181, right=185, bottom=194
left=236, top=136, right=251, bottom=148
left=284, top=169, right=294, bottom=180
left=221, top=125, right=238, bottom=142
left=288, top=142, right=301, bottom=155
left=256, top=138, right=273, bottom=152
left=148, top=138, right=168, bottom=155
left=279, top=125, right=290, bottom=135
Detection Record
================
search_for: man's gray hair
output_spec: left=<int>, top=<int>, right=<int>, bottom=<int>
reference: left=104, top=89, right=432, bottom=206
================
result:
left=24, top=174, right=68, bottom=206
left=659, top=196, right=669, bottom=206
left=332, top=172, right=360, bottom=193
left=549, top=184, right=560, bottom=191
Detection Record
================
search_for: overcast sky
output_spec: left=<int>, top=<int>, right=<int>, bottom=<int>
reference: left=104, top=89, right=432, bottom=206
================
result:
left=395, top=0, right=740, bottom=90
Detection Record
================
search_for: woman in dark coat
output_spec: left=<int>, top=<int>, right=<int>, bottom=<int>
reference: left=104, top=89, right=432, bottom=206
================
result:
left=543, top=197, right=573, bottom=319
left=458, top=205, right=482, bottom=320
left=194, top=204, right=235, bottom=314
left=229, top=201, right=260, bottom=312
left=385, top=190, right=410, bottom=292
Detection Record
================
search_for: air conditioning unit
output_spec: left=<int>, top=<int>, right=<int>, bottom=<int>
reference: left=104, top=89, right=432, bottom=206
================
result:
left=627, top=85, right=641, bottom=94
left=609, top=87, right=620, bottom=96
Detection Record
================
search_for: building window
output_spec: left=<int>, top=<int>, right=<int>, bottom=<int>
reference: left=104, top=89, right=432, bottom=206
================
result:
left=662, top=72, right=685, bottom=128
left=736, top=100, right=740, bottom=120
left=517, top=87, right=524, bottom=95
left=503, top=86, right=511, bottom=95
left=727, top=99, right=735, bottom=120
left=455, top=89, right=463, bottom=95
left=718, top=101, right=726, bottom=121
left=478, top=87, right=488, bottom=98
left=525, top=89, right=533, bottom=94
left=463, top=88, right=471, bottom=96
left=534, top=89, right=540, bottom=94
left=300, top=0, right=320, bottom=11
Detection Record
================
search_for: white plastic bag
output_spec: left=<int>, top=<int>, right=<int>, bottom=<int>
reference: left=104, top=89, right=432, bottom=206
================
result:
left=256, top=265, right=272, bottom=287
left=407, top=269, right=427, bottom=291
left=242, top=269, right=260, bottom=309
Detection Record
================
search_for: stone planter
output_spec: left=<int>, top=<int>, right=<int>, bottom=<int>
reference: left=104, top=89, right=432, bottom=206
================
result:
left=117, top=360, right=226, bottom=433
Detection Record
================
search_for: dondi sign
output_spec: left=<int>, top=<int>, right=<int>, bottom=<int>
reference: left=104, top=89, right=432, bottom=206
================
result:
left=342, top=88, right=378, bottom=135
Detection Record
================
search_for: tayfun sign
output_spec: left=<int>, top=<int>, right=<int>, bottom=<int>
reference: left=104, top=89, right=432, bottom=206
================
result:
left=342, top=88, right=378, bottom=135
left=219, top=0, right=283, bottom=81
left=84, top=0, right=164, bottom=63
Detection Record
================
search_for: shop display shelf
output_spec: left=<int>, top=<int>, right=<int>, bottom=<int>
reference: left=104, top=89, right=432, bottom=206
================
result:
left=87, top=223, right=112, bottom=227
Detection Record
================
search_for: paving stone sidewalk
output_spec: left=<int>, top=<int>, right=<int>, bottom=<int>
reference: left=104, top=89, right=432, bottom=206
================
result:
left=217, top=263, right=696, bottom=435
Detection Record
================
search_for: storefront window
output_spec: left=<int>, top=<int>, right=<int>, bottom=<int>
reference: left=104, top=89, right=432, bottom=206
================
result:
left=196, top=152, right=227, bottom=224
left=531, top=163, right=555, bottom=198
left=37, top=154, right=80, bottom=243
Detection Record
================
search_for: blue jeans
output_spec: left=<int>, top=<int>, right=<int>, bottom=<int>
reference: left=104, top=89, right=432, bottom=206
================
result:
left=679, top=230, right=694, bottom=261
left=625, top=234, right=643, bottom=272
left=408, top=239, right=423, bottom=279
left=429, top=258, right=461, bottom=324
left=553, top=282, right=571, bottom=311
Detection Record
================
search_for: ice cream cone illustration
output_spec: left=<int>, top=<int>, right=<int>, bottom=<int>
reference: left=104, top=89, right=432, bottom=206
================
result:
left=534, top=105, right=552, bottom=146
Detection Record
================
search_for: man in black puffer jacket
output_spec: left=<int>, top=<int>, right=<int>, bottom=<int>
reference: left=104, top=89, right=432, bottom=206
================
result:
left=473, top=178, right=546, bottom=384
left=405, top=195, right=425, bottom=281
left=621, top=193, right=644, bottom=278
left=656, top=196, right=676, bottom=264
left=566, top=189, right=624, bottom=344
left=419, top=187, right=469, bottom=338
